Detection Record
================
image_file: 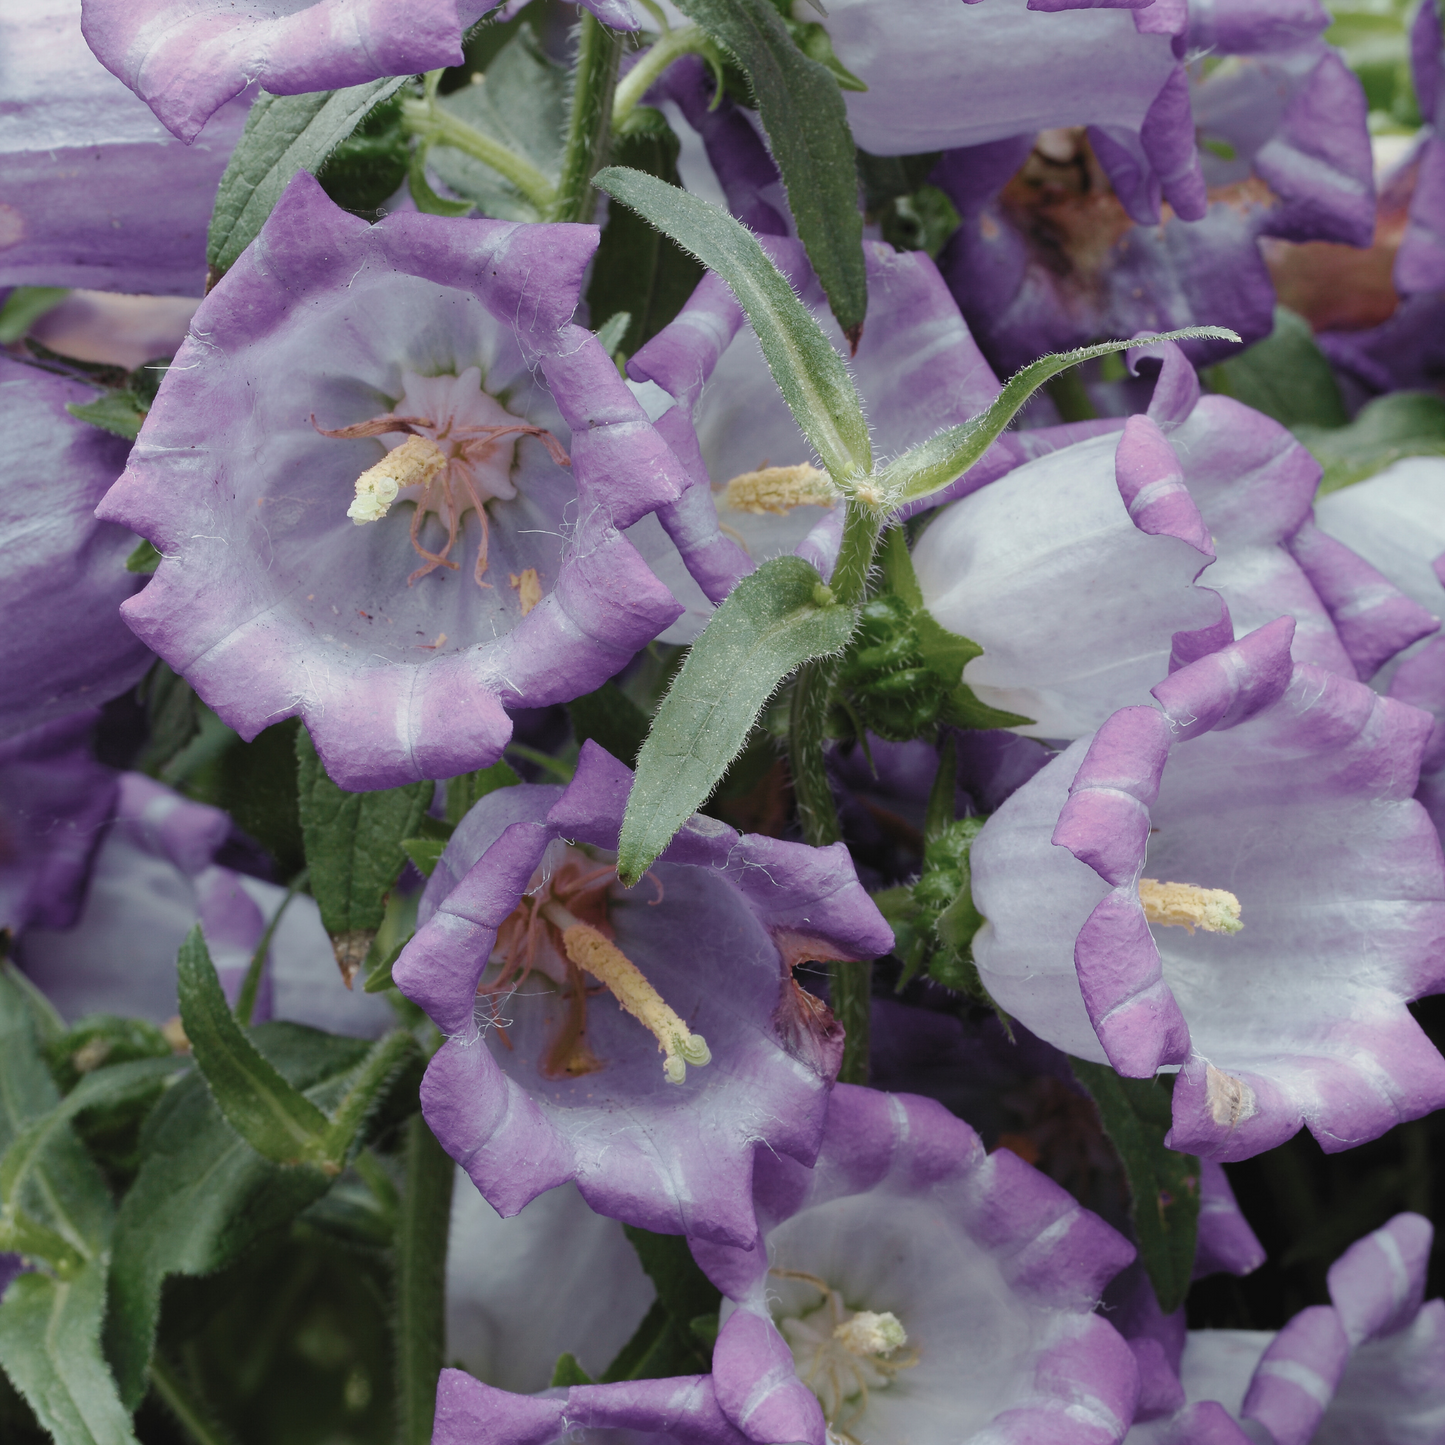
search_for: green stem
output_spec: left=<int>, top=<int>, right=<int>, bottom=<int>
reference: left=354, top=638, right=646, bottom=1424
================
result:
left=831, top=499, right=884, bottom=609
left=324, top=1030, right=417, bottom=1165
left=401, top=98, right=555, bottom=211
left=150, top=1355, right=233, bottom=1445
left=612, top=27, right=706, bottom=131
left=394, top=1113, right=456, bottom=1445
left=235, top=868, right=308, bottom=1027
left=550, top=12, right=623, bottom=222
left=354, top=1148, right=402, bottom=1227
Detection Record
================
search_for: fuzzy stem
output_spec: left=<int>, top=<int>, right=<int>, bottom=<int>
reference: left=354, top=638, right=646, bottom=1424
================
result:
left=235, top=868, right=307, bottom=1027
left=400, top=99, right=555, bottom=210
left=551, top=12, right=623, bottom=222
left=394, top=1113, right=455, bottom=1445
left=612, top=27, right=707, bottom=131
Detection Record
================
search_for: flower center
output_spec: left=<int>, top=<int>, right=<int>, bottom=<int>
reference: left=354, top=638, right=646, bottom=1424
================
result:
left=719, top=463, right=837, bottom=514
left=773, top=1269, right=917, bottom=1443
left=481, top=847, right=710, bottom=1084
left=1139, top=878, right=1242, bottom=934
left=314, top=366, right=571, bottom=589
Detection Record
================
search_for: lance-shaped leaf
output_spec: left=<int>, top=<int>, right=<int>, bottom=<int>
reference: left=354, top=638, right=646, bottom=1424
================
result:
left=0, top=1265, right=140, bottom=1445
left=619, top=555, right=856, bottom=884
left=104, top=1024, right=375, bottom=1406
left=206, top=78, right=409, bottom=279
left=177, top=926, right=334, bottom=1173
left=297, top=729, right=434, bottom=985
left=1069, top=1060, right=1201, bottom=1314
left=594, top=166, right=871, bottom=483
left=880, top=327, right=1241, bottom=506
left=0, top=1057, right=186, bottom=1218
left=669, top=0, right=866, bottom=341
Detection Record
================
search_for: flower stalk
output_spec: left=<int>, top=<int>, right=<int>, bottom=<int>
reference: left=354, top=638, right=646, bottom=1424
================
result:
left=551, top=13, right=624, bottom=223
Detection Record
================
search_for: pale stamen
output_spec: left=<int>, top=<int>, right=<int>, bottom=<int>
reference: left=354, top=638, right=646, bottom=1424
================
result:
left=540, top=899, right=711, bottom=1084
left=348, top=435, right=446, bottom=524
left=1139, top=878, right=1242, bottom=934
left=720, top=463, right=838, bottom=514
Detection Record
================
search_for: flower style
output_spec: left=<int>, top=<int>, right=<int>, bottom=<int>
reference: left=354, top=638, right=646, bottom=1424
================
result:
left=19, top=768, right=394, bottom=1036
left=97, top=174, right=688, bottom=791
left=928, top=3, right=1373, bottom=373
left=970, top=618, right=1445, bottom=1161
left=625, top=233, right=1115, bottom=637
left=393, top=740, right=894, bottom=1246
left=0, top=356, right=155, bottom=737
left=911, top=341, right=1438, bottom=739
left=688, top=1082, right=1141, bottom=1445
left=1, top=0, right=247, bottom=296
left=0, top=713, right=118, bottom=938
left=1126, top=1214, right=1445, bottom=1444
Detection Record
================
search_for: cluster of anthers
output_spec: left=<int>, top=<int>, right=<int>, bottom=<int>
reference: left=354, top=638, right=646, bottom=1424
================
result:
left=1139, top=878, right=1243, bottom=934
left=773, top=1268, right=917, bottom=1443
left=482, top=847, right=712, bottom=1085
left=315, top=366, right=571, bottom=589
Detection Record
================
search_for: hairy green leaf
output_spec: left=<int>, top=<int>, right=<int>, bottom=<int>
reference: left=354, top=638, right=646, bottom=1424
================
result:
left=594, top=166, right=870, bottom=483
left=0, top=1266, right=139, bottom=1445
left=568, top=680, right=651, bottom=769
left=1069, top=1061, right=1200, bottom=1313
left=619, top=555, right=856, bottom=883
left=206, top=78, right=409, bottom=278
left=104, top=1024, right=373, bottom=1406
left=1298, top=390, right=1445, bottom=494
left=882, top=326, right=1242, bottom=505
left=296, top=728, right=433, bottom=985
left=64, top=392, right=147, bottom=441
left=1205, top=307, right=1347, bottom=430
left=586, top=108, right=704, bottom=358
left=176, top=927, right=333, bottom=1171
left=0, top=287, right=70, bottom=345
left=669, top=0, right=866, bottom=339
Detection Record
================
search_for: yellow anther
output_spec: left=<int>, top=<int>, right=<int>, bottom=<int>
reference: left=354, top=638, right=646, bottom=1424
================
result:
left=720, top=463, right=838, bottom=514
left=833, top=1312, right=907, bottom=1358
left=1139, top=878, right=1242, bottom=935
left=348, top=435, right=447, bottom=524
left=509, top=567, right=543, bottom=616
left=546, top=908, right=711, bottom=1084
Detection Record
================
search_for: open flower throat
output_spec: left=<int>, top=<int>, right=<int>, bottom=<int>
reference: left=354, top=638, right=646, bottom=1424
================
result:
left=316, top=367, right=571, bottom=588
left=482, top=847, right=711, bottom=1084
left=773, top=1269, right=916, bottom=1443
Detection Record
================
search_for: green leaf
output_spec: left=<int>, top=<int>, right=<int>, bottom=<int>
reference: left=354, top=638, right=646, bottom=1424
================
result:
left=0, top=1058, right=186, bottom=1218
left=427, top=26, right=566, bottom=221
left=549, top=1353, right=594, bottom=1388
left=594, top=165, right=871, bottom=484
left=104, top=1024, right=373, bottom=1406
left=668, top=0, right=867, bottom=341
left=619, top=555, right=857, bottom=884
left=44, top=1015, right=173, bottom=1094
left=401, top=838, right=449, bottom=880
left=1204, top=307, right=1347, bottom=430
left=1298, top=390, right=1445, bottom=495
left=601, top=1227, right=721, bottom=1382
left=408, top=139, right=476, bottom=215
left=881, top=326, right=1241, bottom=506
left=176, top=927, right=334, bottom=1172
left=206, top=78, right=409, bottom=278
left=315, top=91, right=410, bottom=215
left=64, top=392, right=147, bottom=442
left=123, top=540, right=162, bottom=575
left=568, top=680, right=651, bottom=769
left=1068, top=1061, right=1201, bottom=1314
left=444, top=760, right=520, bottom=828
left=594, top=311, right=632, bottom=356
left=296, top=728, right=433, bottom=985
left=586, top=108, right=704, bottom=358
left=0, top=287, right=70, bottom=344
left=0, top=1266, right=140, bottom=1445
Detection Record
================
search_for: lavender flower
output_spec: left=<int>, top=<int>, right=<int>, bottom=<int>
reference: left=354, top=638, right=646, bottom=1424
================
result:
left=913, top=342, right=1436, bottom=739
left=0, top=356, right=155, bottom=737
left=625, top=234, right=1112, bottom=637
left=98, top=174, right=688, bottom=791
left=971, top=619, right=1445, bottom=1160
left=19, top=769, right=393, bottom=1036
left=927, top=4, right=1373, bottom=372
left=0, top=713, right=118, bottom=938
left=435, top=1371, right=750, bottom=1445
left=689, top=1082, right=1141, bottom=1445
left=1, top=0, right=246, bottom=295
left=394, top=741, right=893, bottom=1246
left=1127, top=1214, right=1445, bottom=1444
left=1392, top=0, right=1445, bottom=295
